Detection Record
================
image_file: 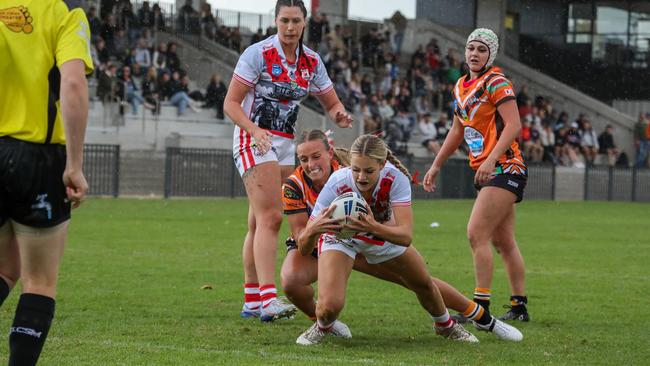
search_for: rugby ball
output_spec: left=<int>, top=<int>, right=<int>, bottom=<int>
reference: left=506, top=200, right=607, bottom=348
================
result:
left=329, top=192, right=369, bottom=239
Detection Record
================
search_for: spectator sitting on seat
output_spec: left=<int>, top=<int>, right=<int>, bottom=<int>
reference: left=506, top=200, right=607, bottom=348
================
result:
left=378, top=96, right=395, bottom=122
left=419, top=113, right=440, bottom=155
left=169, top=72, right=200, bottom=116
left=203, top=73, right=227, bottom=119
left=539, top=121, right=556, bottom=164
left=156, top=71, right=173, bottom=100
left=95, top=38, right=110, bottom=67
left=434, top=113, right=449, bottom=145
left=598, top=124, right=620, bottom=167
left=141, top=28, right=156, bottom=50
left=135, top=38, right=152, bottom=71
left=520, top=118, right=543, bottom=163
left=166, top=42, right=182, bottom=73
left=579, top=120, right=599, bottom=165
left=119, top=66, right=154, bottom=115
left=113, top=28, right=129, bottom=59
left=250, top=28, right=265, bottom=46
left=392, top=107, right=415, bottom=143
left=142, top=67, right=160, bottom=114
left=231, top=27, right=243, bottom=52
left=152, top=42, right=167, bottom=72
left=555, top=111, right=569, bottom=131
left=97, top=63, right=119, bottom=103
left=566, top=122, right=584, bottom=167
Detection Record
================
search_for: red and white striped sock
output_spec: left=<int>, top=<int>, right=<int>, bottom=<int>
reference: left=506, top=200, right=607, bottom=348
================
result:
left=244, top=283, right=260, bottom=310
left=260, top=284, right=277, bottom=308
left=433, top=310, right=454, bottom=329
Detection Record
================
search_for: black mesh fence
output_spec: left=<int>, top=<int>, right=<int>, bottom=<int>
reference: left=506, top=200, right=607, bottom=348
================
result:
left=164, top=147, right=246, bottom=198
left=162, top=148, right=649, bottom=202
left=84, top=144, right=120, bottom=197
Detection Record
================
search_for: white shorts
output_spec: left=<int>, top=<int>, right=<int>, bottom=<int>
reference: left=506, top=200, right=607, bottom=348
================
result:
left=318, top=233, right=407, bottom=264
left=232, top=128, right=295, bottom=176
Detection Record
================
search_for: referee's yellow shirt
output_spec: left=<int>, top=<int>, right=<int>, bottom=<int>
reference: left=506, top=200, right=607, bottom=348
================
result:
left=0, top=0, right=94, bottom=144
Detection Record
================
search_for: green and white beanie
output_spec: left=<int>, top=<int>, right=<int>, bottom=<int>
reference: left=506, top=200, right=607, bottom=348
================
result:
left=466, top=28, right=499, bottom=68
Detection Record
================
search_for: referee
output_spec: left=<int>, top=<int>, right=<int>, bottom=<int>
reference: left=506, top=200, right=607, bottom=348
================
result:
left=0, top=0, right=93, bottom=365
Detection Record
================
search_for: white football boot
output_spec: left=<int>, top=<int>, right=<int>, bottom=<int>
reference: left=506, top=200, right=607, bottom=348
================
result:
left=435, top=322, right=479, bottom=343
left=475, top=316, right=523, bottom=341
left=259, top=298, right=297, bottom=322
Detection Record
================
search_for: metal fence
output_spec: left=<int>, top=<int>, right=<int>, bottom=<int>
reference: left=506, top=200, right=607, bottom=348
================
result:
left=162, top=148, right=649, bottom=202
left=84, top=144, right=120, bottom=197
left=164, top=147, right=246, bottom=198
left=584, top=165, right=650, bottom=202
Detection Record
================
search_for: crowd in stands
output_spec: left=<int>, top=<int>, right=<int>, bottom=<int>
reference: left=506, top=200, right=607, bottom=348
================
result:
left=89, top=1, right=649, bottom=168
left=299, top=10, right=645, bottom=168
left=89, top=1, right=227, bottom=118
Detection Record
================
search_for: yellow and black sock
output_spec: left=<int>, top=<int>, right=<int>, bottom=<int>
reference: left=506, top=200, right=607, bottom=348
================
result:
left=463, top=301, right=493, bottom=326
left=510, top=295, right=528, bottom=313
left=473, top=287, right=491, bottom=312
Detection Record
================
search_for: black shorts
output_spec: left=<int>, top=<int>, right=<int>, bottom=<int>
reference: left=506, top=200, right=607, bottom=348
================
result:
left=0, top=137, right=71, bottom=227
left=285, top=237, right=318, bottom=259
left=475, top=173, right=527, bottom=203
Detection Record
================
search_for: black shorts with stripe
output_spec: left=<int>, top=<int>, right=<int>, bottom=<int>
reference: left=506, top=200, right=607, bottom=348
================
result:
left=0, top=137, right=71, bottom=228
left=285, top=237, right=318, bottom=258
left=475, top=173, right=527, bottom=203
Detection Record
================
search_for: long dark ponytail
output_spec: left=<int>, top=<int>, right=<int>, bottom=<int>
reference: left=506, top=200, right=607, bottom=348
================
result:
left=275, top=0, right=311, bottom=70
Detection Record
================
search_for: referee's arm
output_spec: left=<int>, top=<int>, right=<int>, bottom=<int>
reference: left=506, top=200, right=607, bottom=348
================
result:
left=59, top=59, right=89, bottom=207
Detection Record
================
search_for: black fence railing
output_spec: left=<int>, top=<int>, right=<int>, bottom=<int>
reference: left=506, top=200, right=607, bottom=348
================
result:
left=164, top=147, right=246, bottom=198
left=584, top=165, right=650, bottom=202
left=84, top=144, right=120, bottom=197
left=162, top=148, right=649, bottom=202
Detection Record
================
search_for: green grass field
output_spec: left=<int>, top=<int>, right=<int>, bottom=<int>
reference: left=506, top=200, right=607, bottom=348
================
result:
left=0, top=198, right=648, bottom=365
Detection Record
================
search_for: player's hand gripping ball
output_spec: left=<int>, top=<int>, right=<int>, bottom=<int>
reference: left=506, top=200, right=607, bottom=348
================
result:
left=329, top=192, right=368, bottom=239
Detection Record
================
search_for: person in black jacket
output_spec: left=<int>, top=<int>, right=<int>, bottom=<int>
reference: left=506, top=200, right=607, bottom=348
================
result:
left=204, top=73, right=227, bottom=119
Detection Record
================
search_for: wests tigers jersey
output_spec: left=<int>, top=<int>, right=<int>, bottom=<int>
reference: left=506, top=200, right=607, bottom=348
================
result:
left=282, top=160, right=341, bottom=216
left=453, top=67, right=526, bottom=174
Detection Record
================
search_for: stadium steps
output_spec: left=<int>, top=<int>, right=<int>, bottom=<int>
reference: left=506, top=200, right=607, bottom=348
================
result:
left=87, top=100, right=234, bottom=151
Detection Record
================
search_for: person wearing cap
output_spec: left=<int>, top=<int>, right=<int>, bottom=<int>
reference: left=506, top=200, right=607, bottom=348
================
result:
left=423, top=28, right=531, bottom=323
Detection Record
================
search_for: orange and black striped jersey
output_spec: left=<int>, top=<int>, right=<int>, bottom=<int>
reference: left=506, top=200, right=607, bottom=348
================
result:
left=453, top=67, right=526, bottom=175
left=282, top=160, right=341, bottom=216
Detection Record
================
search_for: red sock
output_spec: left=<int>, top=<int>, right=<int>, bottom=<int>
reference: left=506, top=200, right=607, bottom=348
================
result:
left=260, top=284, right=277, bottom=308
left=243, top=283, right=260, bottom=310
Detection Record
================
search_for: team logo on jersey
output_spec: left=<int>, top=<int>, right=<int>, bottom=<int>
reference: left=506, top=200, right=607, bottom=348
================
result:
left=272, top=64, right=282, bottom=76
left=283, top=187, right=300, bottom=200
left=301, top=69, right=310, bottom=80
left=463, top=126, right=485, bottom=157
left=504, top=88, right=513, bottom=95
left=0, top=6, right=34, bottom=34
